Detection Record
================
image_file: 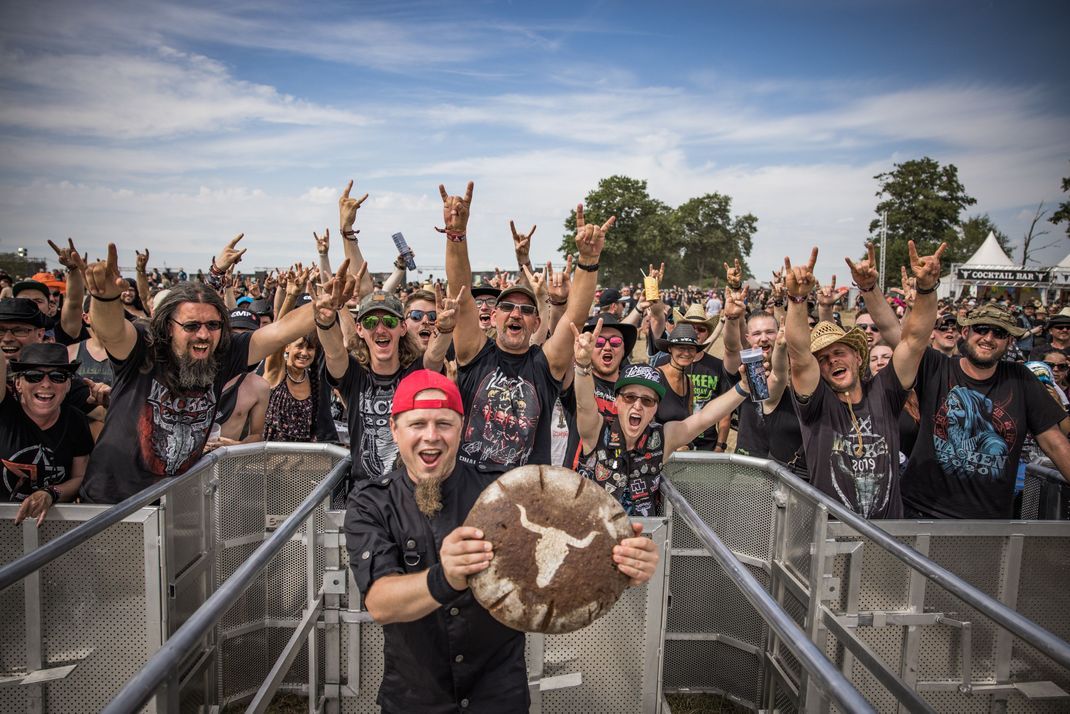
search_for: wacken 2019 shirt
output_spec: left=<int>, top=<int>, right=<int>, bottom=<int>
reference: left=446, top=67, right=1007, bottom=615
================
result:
left=792, top=365, right=909, bottom=519
left=80, top=325, right=252, bottom=504
left=456, top=341, right=562, bottom=474
left=902, top=348, right=1065, bottom=519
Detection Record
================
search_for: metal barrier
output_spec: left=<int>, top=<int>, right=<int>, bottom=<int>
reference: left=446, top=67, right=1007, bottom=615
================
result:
left=1022, top=462, right=1070, bottom=520
left=662, top=453, right=1070, bottom=712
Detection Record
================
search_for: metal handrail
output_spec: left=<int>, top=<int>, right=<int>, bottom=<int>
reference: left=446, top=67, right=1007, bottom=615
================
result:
left=670, top=451, right=1070, bottom=671
left=1025, top=461, right=1068, bottom=487
left=661, top=478, right=876, bottom=714
left=101, top=453, right=351, bottom=714
left=0, top=442, right=349, bottom=592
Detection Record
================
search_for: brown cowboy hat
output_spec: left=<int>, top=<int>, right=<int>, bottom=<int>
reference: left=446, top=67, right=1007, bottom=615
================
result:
left=672, top=304, right=718, bottom=345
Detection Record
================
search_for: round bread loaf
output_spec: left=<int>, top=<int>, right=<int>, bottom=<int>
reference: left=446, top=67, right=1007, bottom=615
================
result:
left=464, top=464, right=632, bottom=634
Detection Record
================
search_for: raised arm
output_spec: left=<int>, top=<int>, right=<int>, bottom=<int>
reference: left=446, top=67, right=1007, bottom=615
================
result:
left=338, top=180, right=375, bottom=296
left=815, top=274, right=839, bottom=324
left=315, top=229, right=332, bottom=281
left=665, top=368, right=748, bottom=453
left=570, top=319, right=605, bottom=448
left=440, top=181, right=487, bottom=365
left=721, top=285, right=748, bottom=373
left=545, top=255, right=572, bottom=336
left=382, top=253, right=408, bottom=295
left=763, top=325, right=789, bottom=413
left=542, top=205, right=614, bottom=379
left=423, top=284, right=462, bottom=375
left=85, top=243, right=137, bottom=360
left=510, top=221, right=536, bottom=290
left=48, top=238, right=88, bottom=341
left=135, top=248, right=152, bottom=315
left=891, top=241, right=945, bottom=389
left=845, top=243, right=901, bottom=347
left=785, top=248, right=821, bottom=397
left=312, top=260, right=359, bottom=381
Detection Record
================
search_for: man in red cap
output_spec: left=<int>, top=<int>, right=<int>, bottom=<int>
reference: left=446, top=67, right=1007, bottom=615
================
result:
left=345, top=369, right=658, bottom=713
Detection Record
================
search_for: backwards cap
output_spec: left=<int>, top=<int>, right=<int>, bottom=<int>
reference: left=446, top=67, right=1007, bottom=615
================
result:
left=391, top=369, right=464, bottom=416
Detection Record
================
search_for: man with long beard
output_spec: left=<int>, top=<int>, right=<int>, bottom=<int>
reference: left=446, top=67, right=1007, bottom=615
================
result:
left=344, top=369, right=658, bottom=713
left=79, top=242, right=355, bottom=503
left=902, top=302, right=1070, bottom=519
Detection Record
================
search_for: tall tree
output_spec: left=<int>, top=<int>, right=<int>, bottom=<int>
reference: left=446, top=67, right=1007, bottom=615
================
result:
left=669, top=193, right=756, bottom=286
left=1050, top=164, right=1070, bottom=238
left=559, top=176, right=671, bottom=286
left=959, top=214, right=1013, bottom=261
left=868, top=157, right=976, bottom=286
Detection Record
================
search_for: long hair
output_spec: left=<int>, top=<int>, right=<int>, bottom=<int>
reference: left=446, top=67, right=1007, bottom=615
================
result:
left=350, top=330, right=422, bottom=370
left=144, top=282, right=232, bottom=390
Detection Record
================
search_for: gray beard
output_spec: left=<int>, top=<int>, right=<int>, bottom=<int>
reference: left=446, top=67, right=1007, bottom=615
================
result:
left=415, top=477, right=443, bottom=517
left=175, top=350, right=218, bottom=389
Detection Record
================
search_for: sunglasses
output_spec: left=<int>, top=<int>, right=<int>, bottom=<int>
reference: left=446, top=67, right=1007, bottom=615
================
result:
left=936, top=323, right=958, bottom=332
left=171, top=319, right=224, bottom=333
left=1044, top=361, right=1069, bottom=371
left=595, top=335, right=624, bottom=349
left=19, top=369, right=72, bottom=384
left=618, top=392, right=658, bottom=408
left=857, top=324, right=880, bottom=332
left=361, top=314, right=401, bottom=330
left=406, top=310, right=437, bottom=323
left=474, top=297, right=497, bottom=308
left=0, top=326, right=34, bottom=338
left=971, top=325, right=1009, bottom=340
left=497, top=301, right=538, bottom=315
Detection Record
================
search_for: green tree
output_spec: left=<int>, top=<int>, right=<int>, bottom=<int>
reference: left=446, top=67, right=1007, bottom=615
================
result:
left=959, top=214, right=1013, bottom=260
left=669, top=193, right=757, bottom=286
left=868, top=157, right=976, bottom=286
left=1050, top=164, right=1070, bottom=238
left=559, top=176, right=671, bottom=286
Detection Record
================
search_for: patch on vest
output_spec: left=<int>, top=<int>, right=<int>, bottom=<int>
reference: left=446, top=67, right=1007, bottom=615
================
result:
left=464, top=464, right=632, bottom=634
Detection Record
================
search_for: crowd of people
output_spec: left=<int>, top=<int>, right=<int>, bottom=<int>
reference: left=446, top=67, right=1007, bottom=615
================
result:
left=3, top=179, right=1069, bottom=708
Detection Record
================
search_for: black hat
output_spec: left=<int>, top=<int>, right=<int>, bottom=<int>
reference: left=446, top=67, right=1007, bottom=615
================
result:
left=654, top=323, right=701, bottom=352
left=470, top=286, right=502, bottom=301
left=12, top=280, right=50, bottom=300
left=583, top=312, right=637, bottom=356
left=598, top=288, right=621, bottom=308
left=248, top=298, right=273, bottom=317
left=228, top=308, right=260, bottom=331
left=10, top=343, right=79, bottom=372
left=0, top=298, right=47, bottom=327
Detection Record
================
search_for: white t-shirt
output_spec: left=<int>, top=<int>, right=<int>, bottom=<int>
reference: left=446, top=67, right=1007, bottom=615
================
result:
left=705, top=296, right=723, bottom=316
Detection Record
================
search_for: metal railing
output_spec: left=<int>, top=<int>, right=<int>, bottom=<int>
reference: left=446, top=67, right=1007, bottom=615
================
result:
left=1023, top=461, right=1069, bottom=520
left=661, top=478, right=876, bottom=713
left=102, top=454, right=350, bottom=713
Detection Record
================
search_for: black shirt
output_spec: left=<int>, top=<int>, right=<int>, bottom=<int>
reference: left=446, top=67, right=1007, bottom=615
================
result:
left=558, top=374, right=616, bottom=469
left=80, top=326, right=252, bottom=503
left=902, top=348, right=1066, bottom=519
left=345, top=462, right=528, bottom=713
left=0, top=393, right=93, bottom=501
left=650, top=352, right=727, bottom=449
left=457, top=340, right=561, bottom=474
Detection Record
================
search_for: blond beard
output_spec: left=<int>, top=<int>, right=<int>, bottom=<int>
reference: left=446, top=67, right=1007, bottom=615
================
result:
left=415, top=477, right=443, bottom=517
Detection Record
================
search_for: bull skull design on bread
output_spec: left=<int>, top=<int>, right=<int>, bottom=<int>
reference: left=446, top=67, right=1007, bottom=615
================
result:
left=517, top=504, right=597, bottom=587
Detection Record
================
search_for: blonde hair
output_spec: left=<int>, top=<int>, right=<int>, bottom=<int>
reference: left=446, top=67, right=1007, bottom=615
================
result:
left=350, top=331, right=423, bottom=370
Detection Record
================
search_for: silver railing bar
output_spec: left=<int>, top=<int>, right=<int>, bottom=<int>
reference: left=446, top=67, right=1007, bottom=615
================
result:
left=100, top=454, right=351, bottom=714
left=1024, top=462, right=1066, bottom=487
left=0, top=442, right=348, bottom=592
left=671, top=452, right=1070, bottom=671
left=661, top=478, right=876, bottom=714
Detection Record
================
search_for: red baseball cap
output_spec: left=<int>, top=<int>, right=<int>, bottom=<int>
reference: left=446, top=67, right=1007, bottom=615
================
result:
left=391, top=370, right=464, bottom=416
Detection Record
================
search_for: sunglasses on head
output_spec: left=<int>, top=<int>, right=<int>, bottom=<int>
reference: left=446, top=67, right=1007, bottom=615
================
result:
left=406, top=310, right=437, bottom=323
left=171, top=319, right=224, bottom=333
left=595, top=335, right=624, bottom=349
left=618, top=392, right=658, bottom=408
left=498, top=301, right=538, bottom=315
left=361, top=314, right=401, bottom=330
left=19, top=369, right=72, bottom=384
left=1045, top=361, right=1069, bottom=371
left=971, top=325, right=1009, bottom=340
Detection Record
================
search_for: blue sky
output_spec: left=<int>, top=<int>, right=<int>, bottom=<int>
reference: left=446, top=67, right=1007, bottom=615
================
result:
left=1, top=0, right=1067, bottom=282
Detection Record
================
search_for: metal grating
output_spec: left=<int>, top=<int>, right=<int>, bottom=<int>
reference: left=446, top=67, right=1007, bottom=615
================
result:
left=666, top=554, right=767, bottom=647
left=663, top=640, right=760, bottom=705
left=339, top=623, right=385, bottom=713
left=782, top=491, right=815, bottom=585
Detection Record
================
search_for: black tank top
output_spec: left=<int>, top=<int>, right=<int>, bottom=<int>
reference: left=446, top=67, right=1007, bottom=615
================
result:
left=75, top=341, right=114, bottom=386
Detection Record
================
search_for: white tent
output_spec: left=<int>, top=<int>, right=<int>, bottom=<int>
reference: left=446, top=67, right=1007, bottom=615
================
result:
left=946, top=231, right=1052, bottom=300
left=961, top=231, right=1016, bottom=267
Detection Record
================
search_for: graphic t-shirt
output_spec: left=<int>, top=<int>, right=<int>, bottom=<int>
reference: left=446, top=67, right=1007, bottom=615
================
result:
left=901, top=348, right=1065, bottom=519
left=792, top=365, right=909, bottom=519
left=80, top=325, right=252, bottom=503
left=650, top=352, right=727, bottom=449
left=328, top=356, right=424, bottom=485
left=0, top=393, right=93, bottom=501
left=457, top=340, right=561, bottom=474
left=577, top=417, right=665, bottom=516
left=558, top=374, right=617, bottom=468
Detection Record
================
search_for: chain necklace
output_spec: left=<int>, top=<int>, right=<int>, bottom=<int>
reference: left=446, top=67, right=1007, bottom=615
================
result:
left=843, top=391, right=865, bottom=457
left=286, top=367, right=308, bottom=384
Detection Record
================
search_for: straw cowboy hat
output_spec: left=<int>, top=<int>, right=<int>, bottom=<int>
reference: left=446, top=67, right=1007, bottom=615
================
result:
left=809, top=321, right=869, bottom=371
left=672, top=304, right=718, bottom=345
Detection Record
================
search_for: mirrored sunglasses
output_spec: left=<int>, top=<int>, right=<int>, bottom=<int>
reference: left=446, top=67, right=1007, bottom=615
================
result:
left=361, top=314, right=401, bottom=330
left=19, top=369, right=72, bottom=384
left=406, top=310, right=437, bottom=322
left=595, top=335, right=624, bottom=349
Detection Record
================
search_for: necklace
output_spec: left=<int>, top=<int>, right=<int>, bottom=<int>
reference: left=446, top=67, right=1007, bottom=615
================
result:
left=286, top=368, right=308, bottom=384
left=843, top=391, right=865, bottom=457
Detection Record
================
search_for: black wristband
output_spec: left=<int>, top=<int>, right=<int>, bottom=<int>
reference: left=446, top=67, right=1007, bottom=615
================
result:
left=314, top=314, right=338, bottom=330
left=915, top=279, right=940, bottom=295
left=90, top=293, right=122, bottom=302
left=427, top=563, right=465, bottom=605
left=576, top=261, right=599, bottom=272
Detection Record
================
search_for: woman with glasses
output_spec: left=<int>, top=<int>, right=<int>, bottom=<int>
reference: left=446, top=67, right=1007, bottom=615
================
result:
left=571, top=320, right=749, bottom=516
left=1, top=343, right=93, bottom=526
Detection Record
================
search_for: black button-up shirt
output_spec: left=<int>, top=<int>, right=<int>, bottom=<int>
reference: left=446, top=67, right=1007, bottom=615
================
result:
left=345, top=462, right=528, bottom=713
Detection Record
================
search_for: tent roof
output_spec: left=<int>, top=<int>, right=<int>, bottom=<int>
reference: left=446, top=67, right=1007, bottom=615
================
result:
left=961, top=231, right=1015, bottom=267
left=1058, top=252, right=1070, bottom=269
